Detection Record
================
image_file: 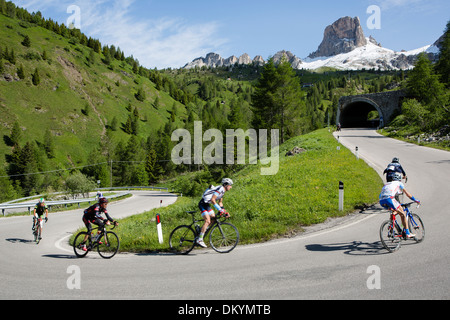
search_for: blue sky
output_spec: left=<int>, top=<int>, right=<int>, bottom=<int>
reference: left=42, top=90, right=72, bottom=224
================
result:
left=11, top=0, right=450, bottom=69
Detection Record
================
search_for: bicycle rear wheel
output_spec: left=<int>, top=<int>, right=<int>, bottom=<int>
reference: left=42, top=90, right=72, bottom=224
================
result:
left=380, top=220, right=401, bottom=253
left=209, top=222, right=239, bottom=253
left=409, top=213, right=425, bottom=243
left=97, top=231, right=120, bottom=259
left=73, top=232, right=90, bottom=258
left=169, top=225, right=196, bottom=254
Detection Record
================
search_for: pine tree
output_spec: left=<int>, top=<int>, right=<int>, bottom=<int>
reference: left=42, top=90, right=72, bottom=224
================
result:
left=407, top=53, right=444, bottom=105
left=145, top=148, right=159, bottom=183
left=135, top=88, right=146, bottom=102
left=251, top=57, right=303, bottom=142
left=21, top=35, right=31, bottom=47
left=43, top=129, right=55, bottom=158
left=32, top=67, right=40, bottom=85
left=10, top=121, right=22, bottom=146
left=436, top=20, right=450, bottom=87
left=16, top=64, right=25, bottom=79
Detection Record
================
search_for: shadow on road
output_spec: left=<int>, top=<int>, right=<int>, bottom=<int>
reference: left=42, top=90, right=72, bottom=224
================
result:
left=305, top=240, right=388, bottom=256
left=5, top=238, right=35, bottom=245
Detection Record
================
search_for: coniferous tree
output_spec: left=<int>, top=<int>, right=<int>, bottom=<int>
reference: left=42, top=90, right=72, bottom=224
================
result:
left=16, top=64, right=25, bottom=79
left=436, top=20, right=450, bottom=87
left=32, top=67, right=40, bottom=85
left=407, top=53, right=444, bottom=106
left=43, top=129, right=55, bottom=158
left=10, top=121, right=22, bottom=146
left=21, top=35, right=31, bottom=47
left=251, top=57, right=304, bottom=142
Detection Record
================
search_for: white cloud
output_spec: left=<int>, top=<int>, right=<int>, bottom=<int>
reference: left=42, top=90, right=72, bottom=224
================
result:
left=14, top=0, right=228, bottom=68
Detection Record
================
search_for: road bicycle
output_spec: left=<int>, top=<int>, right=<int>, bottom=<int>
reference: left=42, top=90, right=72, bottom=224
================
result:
left=379, top=202, right=424, bottom=253
left=73, top=223, right=120, bottom=259
left=32, top=216, right=46, bottom=244
left=169, top=211, right=239, bottom=254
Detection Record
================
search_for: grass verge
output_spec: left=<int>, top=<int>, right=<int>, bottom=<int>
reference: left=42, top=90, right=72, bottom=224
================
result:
left=71, top=128, right=383, bottom=253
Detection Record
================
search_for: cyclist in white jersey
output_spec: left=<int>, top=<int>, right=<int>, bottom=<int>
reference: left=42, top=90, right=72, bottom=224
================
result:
left=196, top=178, right=233, bottom=248
left=379, top=173, right=420, bottom=238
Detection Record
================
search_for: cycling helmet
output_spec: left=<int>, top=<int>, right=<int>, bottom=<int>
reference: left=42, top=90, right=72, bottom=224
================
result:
left=392, top=172, right=402, bottom=182
left=99, top=197, right=108, bottom=204
left=392, top=157, right=400, bottom=163
left=39, top=198, right=45, bottom=203
left=222, top=178, right=233, bottom=186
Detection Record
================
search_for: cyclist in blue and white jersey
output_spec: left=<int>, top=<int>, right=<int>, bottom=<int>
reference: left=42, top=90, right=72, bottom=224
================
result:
left=196, top=178, right=233, bottom=248
left=383, top=157, right=407, bottom=182
left=379, top=173, right=420, bottom=238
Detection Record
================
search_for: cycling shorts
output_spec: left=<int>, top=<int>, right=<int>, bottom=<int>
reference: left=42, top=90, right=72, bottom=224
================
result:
left=379, top=197, right=401, bottom=211
left=198, top=199, right=214, bottom=217
left=82, top=216, right=105, bottom=233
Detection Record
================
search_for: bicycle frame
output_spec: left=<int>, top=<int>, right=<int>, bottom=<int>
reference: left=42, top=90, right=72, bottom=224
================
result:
left=388, top=203, right=420, bottom=238
left=190, top=214, right=224, bottom=237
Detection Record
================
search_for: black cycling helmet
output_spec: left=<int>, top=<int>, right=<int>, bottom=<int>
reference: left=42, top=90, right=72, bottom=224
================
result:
left=392, top=172, right=402, bottom=182
left=392, top=157, right=399, bottom=163
left=99, top=197, right=108, bottom=204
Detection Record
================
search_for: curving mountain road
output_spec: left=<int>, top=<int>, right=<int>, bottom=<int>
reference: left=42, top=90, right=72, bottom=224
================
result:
left=1, top=129, right=449, bottom=300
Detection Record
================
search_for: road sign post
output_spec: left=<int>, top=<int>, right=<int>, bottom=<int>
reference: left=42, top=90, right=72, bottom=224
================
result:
left=156, top=214, right=163, bottom=244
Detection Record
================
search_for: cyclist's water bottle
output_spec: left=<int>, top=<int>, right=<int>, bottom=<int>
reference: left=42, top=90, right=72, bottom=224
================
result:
left=195, top=225, right=201, bottom=234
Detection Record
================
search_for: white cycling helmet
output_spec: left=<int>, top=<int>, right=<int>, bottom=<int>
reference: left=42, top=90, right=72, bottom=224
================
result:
left=222, top=178, right=233, bottom=186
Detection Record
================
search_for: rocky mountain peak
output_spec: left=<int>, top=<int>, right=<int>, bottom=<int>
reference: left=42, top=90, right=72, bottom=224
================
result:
left=308, top=16, right=367, bottom=59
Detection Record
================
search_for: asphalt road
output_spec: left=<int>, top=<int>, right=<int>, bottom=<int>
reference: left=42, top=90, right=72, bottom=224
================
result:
left=1, top=128, right=449, bottom=300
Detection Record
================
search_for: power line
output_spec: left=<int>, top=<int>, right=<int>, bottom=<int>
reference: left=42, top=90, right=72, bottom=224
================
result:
left=0, top=159, right=173, bottom=179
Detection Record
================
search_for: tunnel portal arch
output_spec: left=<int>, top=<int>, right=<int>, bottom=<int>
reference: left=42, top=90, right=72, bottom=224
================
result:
left=337, top=90, right=407, bottom=128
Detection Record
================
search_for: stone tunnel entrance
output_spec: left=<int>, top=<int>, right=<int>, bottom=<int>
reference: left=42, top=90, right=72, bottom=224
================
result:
left=338, top=90, right=407, bottom=129
left=339, top=101, right=381, bottom=128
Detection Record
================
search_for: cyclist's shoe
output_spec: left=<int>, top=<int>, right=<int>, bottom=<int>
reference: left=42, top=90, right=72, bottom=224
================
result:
left=196, top=238, right=207, bottom=248
left=81, top=244, right=88, bottom=252
left=403, top=229, right=416, bottom=239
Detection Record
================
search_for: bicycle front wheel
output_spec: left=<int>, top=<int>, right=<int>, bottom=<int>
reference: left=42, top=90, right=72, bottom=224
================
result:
left=97, top=231, right=120, bottom=259
left=409, top=213, right=425, bottom=243
left=73, top=232, right=90, bottom=258
left=209, top=222, right=239, bottom=253
left=169, top=225, right=196, bottom=254
left=380, top=220, right=401, bottom=253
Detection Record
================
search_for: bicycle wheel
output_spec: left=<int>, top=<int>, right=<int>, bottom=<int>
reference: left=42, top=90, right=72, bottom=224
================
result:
left=73, top=232, right=90, bottom=258
left=36, top=224, right=42, bottom=244
left=209, top=222, right=239, bottom=253
left=169, top=225, right=196, bottom=254
left=97, top=231, right=120, bottom=259
left=380, top=220, right=401, bottom=253
left=409, top=213, right=425, bottom=243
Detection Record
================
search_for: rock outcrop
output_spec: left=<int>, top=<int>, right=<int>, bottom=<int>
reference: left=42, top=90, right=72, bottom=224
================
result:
left=308, top=16, right=367, bottom=58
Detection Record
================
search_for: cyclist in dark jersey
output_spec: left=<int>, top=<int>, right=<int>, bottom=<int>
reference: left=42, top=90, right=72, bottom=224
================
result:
left=32, top=198, right=48, bottom=240
left=383, top=157, right=407, bottom=182
left=81, top=197, right=118, bottom=251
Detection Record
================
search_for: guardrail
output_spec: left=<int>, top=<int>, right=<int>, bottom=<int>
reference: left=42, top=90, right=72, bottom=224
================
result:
left=0, top=192, right=130, bottom=217
left=0, top=186, right=171, bottom=217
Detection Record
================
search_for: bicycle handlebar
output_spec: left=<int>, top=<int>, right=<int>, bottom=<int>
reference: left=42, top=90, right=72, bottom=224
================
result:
left=402, top=202, right=421, bottom=209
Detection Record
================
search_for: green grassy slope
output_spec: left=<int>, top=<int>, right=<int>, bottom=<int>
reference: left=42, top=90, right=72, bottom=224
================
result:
left=0, top=13, right=186, bottom=168
left=101, top=128, right=383, bottom=252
